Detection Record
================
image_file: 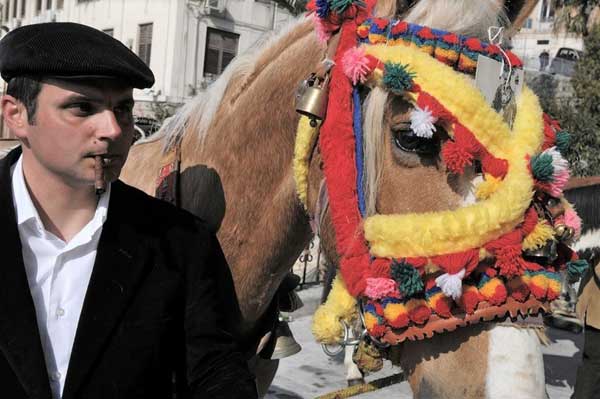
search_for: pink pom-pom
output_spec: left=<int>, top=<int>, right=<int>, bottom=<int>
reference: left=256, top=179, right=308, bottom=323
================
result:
left=312, top=14, right=331, bottom=45
left=365, top=278, right=399, bottom=300
left=564, top=207, right=582, bottom=238
left=549, top=169, right=570, bottom=197
left=342, top=46, right=371, bottom=85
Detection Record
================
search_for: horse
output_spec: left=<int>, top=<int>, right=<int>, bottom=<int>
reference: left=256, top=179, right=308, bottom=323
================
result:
left=120, top=1, right=560, bottom=397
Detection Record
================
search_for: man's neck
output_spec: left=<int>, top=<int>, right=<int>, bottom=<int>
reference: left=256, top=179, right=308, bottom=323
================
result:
left=21, top=155, right=98, bottom=243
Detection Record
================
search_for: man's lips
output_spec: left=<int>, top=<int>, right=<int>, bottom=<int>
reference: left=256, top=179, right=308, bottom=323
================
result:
left=86, top=154, right=121, bottom=166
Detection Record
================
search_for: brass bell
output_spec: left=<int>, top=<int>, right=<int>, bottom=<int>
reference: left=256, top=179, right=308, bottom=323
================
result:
left=523, top=239, right=558, bottom=263
left=295, top=73, right=329, bottom=127
left=554, top=224, right=575, bottom=243
left=271, top=319, right=302, bottom=360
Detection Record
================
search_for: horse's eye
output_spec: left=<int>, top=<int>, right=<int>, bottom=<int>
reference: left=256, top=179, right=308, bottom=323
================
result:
left=392, top=127, right=440, bottom=156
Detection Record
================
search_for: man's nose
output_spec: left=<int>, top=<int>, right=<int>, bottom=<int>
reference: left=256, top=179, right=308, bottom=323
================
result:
left=96, top=110, right=122, bottom=140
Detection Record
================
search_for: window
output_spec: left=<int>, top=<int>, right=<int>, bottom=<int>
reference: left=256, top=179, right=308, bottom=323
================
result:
left=524, top=18, right=532, bottom=29
left=46, top=0, right=50, bottom=9
left=35, top=0, right=40, bottom=15
left=138, top=23, right=153, bottom=66
left=203, top=28, right=239, bottom=77
left=103, top=28, right=114, bottom=37
left=21, top=0, right=26, bottom=17
left=57, top=0, right=63, bottom=8
left=537, top=39, right=550, bottom=45
left=540, top=0, right=555, bottom=22
left=11, top=0, right=16, bottom=18
left=2, top=0, right=7, bottom=22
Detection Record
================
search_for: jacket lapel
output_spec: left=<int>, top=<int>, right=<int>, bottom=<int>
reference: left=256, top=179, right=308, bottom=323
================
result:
left=0, top=148, right=53, bottom=399
left=62, top=181, right=152, bottom=399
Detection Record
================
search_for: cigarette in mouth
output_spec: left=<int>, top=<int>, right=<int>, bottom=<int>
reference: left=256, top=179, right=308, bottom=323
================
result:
left=95, top=155, right=106, bottom=195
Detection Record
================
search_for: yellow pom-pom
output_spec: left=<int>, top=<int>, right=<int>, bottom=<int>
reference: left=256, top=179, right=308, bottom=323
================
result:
left=476, top=174, right=503, bottom=200
left=312, top=304, right=344, bottom=344
left=364, top=312, right=380, bottom=330
left=383, top=302, right=407, bottom=322
left=311, top=275, right=358, bottom=344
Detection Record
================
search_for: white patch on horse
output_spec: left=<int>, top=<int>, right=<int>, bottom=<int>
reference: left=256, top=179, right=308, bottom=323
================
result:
left=486, top=326, right=546, bottom=399
left=573, top=228, right=600, bottom=252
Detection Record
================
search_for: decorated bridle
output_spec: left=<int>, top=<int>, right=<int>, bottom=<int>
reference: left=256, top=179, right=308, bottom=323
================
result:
left=294, top=0, right=587, bottom=344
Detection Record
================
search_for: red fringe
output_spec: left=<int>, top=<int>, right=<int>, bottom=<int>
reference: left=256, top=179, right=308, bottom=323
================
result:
left=508, top=278, right=530, bottom=302
left=373, top=17, right=389, bottom=30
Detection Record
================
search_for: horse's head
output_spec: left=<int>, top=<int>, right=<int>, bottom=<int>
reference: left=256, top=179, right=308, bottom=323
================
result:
left=301, top=0, right=581, bottom=343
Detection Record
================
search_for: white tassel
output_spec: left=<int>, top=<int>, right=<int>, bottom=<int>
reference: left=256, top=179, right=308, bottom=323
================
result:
left=435, top=268, right=466, bottom=300
left=410, top=106, right=437, bottom=138
left=546, top=146, right=569, bottom=175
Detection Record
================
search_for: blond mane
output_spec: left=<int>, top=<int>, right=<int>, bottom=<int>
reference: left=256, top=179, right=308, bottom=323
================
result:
left=138, top=15, right=309, bottom=153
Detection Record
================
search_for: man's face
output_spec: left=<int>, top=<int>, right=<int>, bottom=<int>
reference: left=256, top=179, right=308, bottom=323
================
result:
left=19, top=79, right=135, bottom=187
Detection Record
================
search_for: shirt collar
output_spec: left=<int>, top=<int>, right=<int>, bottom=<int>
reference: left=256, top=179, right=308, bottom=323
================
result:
left=10, top=154, right=111, bottom=237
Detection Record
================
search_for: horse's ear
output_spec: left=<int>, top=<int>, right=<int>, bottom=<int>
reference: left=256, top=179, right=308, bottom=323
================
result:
left=504, top=0, right=538, bottom=34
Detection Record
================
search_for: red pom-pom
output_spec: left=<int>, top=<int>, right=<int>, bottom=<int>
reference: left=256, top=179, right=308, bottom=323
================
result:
left=373, top=17, right=389, bottom=30
left=487, top=283, right=507, bottom=306
left=487, top=44, right=501, bottom=56
left=442, top=33, right=459, bottom=45
left=417, top=27, right=436, bottom=40
left=369, top=324, right=387, bottom=337
left=389, top=313, right=409, bottom=328
left=408, top=300, right=431, bottom=324
left=442, top=141, right=474, bottom=174
left=432, top=296, right=453, bottom=318
left=464, top=37, right=484, bottom=52
left=459, top=288, right=480, bottom=314
left=391, top=21, right=408, bottom=35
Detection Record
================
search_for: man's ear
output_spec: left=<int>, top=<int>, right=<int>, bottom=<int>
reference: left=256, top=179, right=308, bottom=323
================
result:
left=1, top=95, right=29, bottom=139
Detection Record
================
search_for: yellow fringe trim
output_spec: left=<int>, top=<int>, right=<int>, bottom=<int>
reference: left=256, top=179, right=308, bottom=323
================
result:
left=362, top=43, right=543, bottom=258
left=312, top=275, right=358, bottom=344
left=523, top=221, right=556, bottom=251
left=293, top=116, right=320, bottom=208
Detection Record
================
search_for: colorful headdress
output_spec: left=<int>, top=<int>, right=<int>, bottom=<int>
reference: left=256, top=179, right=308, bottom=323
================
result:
left=298, top=1, right=586, bottom=344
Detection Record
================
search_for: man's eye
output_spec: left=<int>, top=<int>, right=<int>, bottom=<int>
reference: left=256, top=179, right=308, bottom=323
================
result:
left=70, top=102, right=94, bottom=115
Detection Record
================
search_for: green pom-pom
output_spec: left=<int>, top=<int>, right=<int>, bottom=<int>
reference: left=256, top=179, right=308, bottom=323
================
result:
left=556, top=130, right=570, bottom=153
left=530, top=152, right=554, bottom=182
left=567, top=259, right=589, bottom=279
left=383, top=62, right=416, bottom=93
left=391, top=260, right=424, bottom=297
left=329, top=0, right=365, bottom=13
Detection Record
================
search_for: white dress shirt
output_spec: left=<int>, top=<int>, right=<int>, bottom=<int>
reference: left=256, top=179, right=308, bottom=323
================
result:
left=11, top=155, right=111, bottom=399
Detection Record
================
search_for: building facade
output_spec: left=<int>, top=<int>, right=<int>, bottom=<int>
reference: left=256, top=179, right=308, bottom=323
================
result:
left=511, top=0, right=583, bottom=71
left=0, top=0, right=296, bottom=137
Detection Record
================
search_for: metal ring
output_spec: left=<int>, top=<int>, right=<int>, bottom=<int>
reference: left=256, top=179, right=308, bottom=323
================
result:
left=321, top=343, right=344, bottom=357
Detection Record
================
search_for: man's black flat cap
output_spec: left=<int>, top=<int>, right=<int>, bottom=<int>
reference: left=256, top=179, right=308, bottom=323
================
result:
left=0, top=22, right=155, bottom=88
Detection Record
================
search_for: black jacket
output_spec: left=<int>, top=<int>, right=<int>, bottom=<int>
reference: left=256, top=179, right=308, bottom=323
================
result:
left=0, top=148, right=257, bottom=399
